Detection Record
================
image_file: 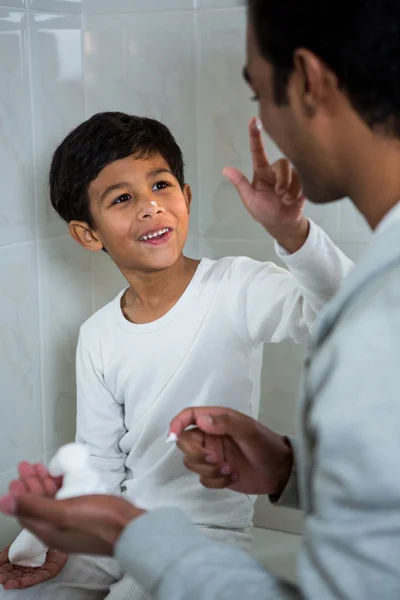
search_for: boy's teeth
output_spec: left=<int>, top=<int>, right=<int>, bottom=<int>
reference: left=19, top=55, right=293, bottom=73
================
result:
left=142, top=228, right=169, bottom=241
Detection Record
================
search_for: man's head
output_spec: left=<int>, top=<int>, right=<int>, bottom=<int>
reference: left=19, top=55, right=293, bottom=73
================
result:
left=246, top=0, right=400, bottom=205
left=50, top=112, right=191, bottom=273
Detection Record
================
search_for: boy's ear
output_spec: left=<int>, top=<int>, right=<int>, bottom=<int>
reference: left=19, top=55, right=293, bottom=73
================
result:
left=183, top=184, right=192, bottom=213
left=69, top=221, right=104, bottom=252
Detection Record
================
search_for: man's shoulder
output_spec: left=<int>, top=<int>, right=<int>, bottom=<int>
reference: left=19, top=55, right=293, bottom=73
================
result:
left=310, top=262, right=400, bottom=389
left=329, top=262, right=400, bottom=359
left=347, top=262, right=400, bottom=323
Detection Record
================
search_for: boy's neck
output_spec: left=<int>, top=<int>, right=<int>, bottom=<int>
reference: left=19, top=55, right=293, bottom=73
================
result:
left=121, top=255, right=200, bottom=325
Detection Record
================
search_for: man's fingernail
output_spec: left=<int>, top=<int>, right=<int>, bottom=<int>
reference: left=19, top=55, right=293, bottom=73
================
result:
left=166, top=432, right=178, bottom=444
left=0, top=495, right=17, bottom=516
left=205, top=454, right=217, bottom=464
left=198, top=416, right=213, bottom=428
left=255, top=118, right=262, bottom=131
left=220, top=465, right=232, bottom=476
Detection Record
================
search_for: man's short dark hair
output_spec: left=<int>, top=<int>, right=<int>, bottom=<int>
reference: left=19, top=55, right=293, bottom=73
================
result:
left=50, top=112, right=185, bottom=226
left=249, top=0, right=400, bottom=135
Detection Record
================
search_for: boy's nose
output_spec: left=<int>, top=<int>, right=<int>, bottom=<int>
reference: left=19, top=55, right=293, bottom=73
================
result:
left=137, top=199, right=164, bottom=220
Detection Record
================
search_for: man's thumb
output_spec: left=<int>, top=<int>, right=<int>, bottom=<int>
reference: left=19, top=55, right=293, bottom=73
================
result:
left=223, top=167, right=252, bottom=204
left=196, top=411, right=253, bottom=439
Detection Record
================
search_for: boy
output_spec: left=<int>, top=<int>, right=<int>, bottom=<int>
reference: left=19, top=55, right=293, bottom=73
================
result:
left=0, top=112, right=352, bottom=598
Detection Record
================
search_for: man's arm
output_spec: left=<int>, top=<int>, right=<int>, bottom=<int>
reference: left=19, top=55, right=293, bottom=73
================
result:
left=115, top=508, right=299, bottom=600
left=269, top=437, right=300, bottom=509
left=76, top=329, right=127, bottom=495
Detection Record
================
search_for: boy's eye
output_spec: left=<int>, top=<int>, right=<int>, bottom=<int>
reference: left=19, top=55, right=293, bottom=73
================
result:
left=152, top=181, right=170, bottom=191
left=112, top=193, right=131, bottom=206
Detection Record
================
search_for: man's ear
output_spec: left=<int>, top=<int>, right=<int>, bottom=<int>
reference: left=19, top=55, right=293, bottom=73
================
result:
left=292, top=48, right=339, bottom=118
left=68, top=221, right=104, bottom=252
left=183, top=184, right=192, bottom=213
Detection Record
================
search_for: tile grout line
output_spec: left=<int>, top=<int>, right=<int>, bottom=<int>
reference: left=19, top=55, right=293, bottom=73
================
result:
left=80, top=4, right=97, bottom=315
left=25, top=2, right=48, bottom=461
left=80, top=6, right=245, bottom=17
left=194, top=6, right=203, bottom=242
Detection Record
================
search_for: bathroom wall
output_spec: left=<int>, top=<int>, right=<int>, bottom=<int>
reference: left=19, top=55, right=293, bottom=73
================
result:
left=0, top=0, right=373, bottom=545
left=0, top=0, right=86, bottom=544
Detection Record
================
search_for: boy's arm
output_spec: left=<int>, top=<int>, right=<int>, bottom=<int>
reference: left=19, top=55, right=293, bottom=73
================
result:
left=229, top=222, right=353, bottom=346
left=76, top=329, right=127, bottom=495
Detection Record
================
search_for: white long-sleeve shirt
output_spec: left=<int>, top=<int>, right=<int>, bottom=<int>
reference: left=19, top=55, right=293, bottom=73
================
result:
left=76, top=221, right=353, bottom=529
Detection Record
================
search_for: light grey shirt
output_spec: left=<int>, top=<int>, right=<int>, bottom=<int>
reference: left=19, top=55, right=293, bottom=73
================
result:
left=114, top=203, right=400, bottom=600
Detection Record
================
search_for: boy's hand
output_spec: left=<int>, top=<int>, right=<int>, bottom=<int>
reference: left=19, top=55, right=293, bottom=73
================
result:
left=224, top=117, right=309, bottom=253
left=0, top=462, right=67, bottom=590
left=169, top=407, right=293, bottom=496
left=0, top=495, right=144, bottom=557
left=0, top=545, right=68, bottom=590
left=11, top=461, right=63, bottom=498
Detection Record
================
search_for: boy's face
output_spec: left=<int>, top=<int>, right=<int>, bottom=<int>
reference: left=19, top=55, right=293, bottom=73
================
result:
left=71, top=154, right=191, bottom=273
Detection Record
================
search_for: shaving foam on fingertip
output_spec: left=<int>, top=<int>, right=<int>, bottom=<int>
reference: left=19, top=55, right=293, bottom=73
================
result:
left=166, top=432, right=178, bottom=444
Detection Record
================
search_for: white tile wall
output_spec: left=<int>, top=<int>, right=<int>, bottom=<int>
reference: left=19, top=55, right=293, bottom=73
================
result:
left=0, top=1, right=85, bottom=547
left=0, top=448, right=45, bottom=546
left=197, top=8, right=263, bottom=240
left=254, top=340, right=307, bottom=534
left=196, top=0, right=245, bottom=7
left=91, top=251, right=126, bottom=313
left=0, top=244, right=42, bottom=474
left=0, top=8, right=35, bottom=247
left=184, top=238, right=201, bottom=260
left=29, top=0, right=82, bottom=13
left=29, top=11, right=85, bottom=238
left=84, top=0, right=195, bottom=14
left=304, top=200, right=342, bottom=244
left=1, top=0, right=24, bottom=7
left=84, top=10, right=198, bottom=237
left=0, top=467, right=22, bottom=546
left=0, top=0, right=374, bottom=550
left=340, top=197, right=372, bottom=243
left=39, top=236, right=92, bottom=450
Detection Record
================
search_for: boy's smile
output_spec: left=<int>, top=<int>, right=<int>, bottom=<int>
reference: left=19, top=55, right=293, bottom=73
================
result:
left=138, top=227, right=173, bottom=245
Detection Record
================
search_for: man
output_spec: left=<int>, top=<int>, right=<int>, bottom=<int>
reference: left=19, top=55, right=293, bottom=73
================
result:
left=1, top=0, right=400, bottom=598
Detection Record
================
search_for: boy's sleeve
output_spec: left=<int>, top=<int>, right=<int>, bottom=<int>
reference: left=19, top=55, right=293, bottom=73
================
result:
left=229, top=220, right=353, bottom=346
left=75, top=329, right=127, bottom=495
